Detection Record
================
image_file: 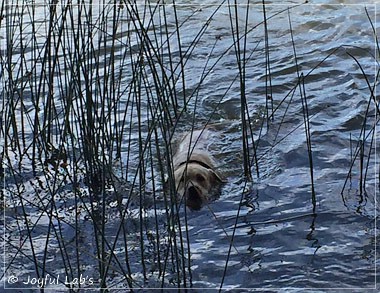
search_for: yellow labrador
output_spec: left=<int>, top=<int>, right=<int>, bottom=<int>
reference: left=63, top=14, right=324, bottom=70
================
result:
left=172, top=129, right=224, bottom=210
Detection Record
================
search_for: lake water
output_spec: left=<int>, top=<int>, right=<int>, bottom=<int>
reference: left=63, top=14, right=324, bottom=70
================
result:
left=1, top=0, right=379, bottom=291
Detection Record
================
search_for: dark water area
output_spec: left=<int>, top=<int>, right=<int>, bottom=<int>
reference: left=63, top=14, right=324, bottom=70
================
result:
left=1, top=1, right=379, bottom=291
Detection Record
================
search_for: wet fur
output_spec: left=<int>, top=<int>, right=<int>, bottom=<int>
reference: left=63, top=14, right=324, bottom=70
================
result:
left=172, top=129, right=224, bottom=210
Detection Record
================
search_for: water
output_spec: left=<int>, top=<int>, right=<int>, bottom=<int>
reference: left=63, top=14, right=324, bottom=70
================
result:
left=1, top=1, right=378, bottom=291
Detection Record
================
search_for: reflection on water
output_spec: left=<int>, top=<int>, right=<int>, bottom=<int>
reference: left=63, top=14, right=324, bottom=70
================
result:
left=1, top=1, right=378, bottom=291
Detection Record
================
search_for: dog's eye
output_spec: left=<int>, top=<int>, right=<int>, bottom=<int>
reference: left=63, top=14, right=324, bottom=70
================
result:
left=196, top=174, right=205, bottom=182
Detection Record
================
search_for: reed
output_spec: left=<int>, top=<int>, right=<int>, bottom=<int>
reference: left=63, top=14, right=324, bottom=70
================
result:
left=288, top=9, right=316, bottom=204
left=341, top=8, right=379, bottom=196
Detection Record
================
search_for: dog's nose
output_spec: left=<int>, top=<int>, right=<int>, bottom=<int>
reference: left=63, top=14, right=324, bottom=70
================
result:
left=186, top=186, right=202, bottom=210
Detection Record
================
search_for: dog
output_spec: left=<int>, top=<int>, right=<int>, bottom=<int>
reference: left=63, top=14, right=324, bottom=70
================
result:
left=172, top=129, right=224, bottom=210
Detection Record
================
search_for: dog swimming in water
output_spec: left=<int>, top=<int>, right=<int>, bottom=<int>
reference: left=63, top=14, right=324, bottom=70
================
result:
left=172, top=129, right=224, bottom=210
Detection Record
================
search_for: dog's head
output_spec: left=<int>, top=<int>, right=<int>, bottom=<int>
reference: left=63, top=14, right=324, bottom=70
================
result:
left=174, top=162, right=223, bottom=210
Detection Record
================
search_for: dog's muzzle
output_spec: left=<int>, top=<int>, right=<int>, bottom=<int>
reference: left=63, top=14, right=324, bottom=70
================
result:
left=186, top=186, right=203, bottom=210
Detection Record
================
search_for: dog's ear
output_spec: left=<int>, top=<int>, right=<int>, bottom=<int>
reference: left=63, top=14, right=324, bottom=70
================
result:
left=208, top=169, right=227, bottom=184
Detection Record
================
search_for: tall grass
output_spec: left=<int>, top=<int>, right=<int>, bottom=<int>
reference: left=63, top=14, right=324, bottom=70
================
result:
left=1, top=1, right=378, bottom=291
left=341, top=8, right=379, bottom=197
